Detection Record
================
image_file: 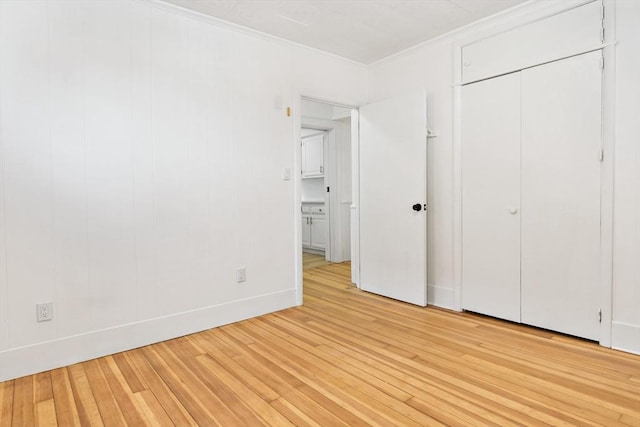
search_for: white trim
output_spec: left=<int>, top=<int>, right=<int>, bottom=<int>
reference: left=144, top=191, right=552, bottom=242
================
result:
left=301, top=117, right=334, bottom=131
left=0, top=0, right=6, bottom=351
left=611, top=321, right=640, bottom=355
left=350, top=109, right=360, bottom=287
left=428, top=284, right=455, bottom=310
left=292, top=93, right=304, bottom=307
left=138, top=0, right=367, bottom=68
left=0, top=289, right=296, bottom=382
left=302, top=247, right=325, bottom=256
left=452, top=42, right=463, bottom=312
left=457, top=42, right=618, bottom=87
left=598, top=0, right=616, bottom=348
left=326, top=127, right=340, bottom=262
left=302, top=96, right=357, bottom=111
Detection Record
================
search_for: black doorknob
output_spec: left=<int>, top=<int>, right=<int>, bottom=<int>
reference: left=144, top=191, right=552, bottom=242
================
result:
left=412, top=203, right=422, bottom=212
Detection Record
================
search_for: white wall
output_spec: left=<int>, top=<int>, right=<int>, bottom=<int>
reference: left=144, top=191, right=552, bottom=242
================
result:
left=368, top=0, right=640, bottom=353
left=0, top=0, right=366, bottom=381
left=301, top=178, right=325, bottom=202
left=612, top=0, right=640, bottom=354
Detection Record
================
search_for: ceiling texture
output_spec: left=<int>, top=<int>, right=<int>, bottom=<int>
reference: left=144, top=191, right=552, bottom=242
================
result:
left=163, top=0, right=528, bottom=64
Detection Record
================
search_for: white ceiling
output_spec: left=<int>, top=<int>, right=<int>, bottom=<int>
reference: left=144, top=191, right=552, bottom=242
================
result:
left=163, top=0, right=528, bottom=64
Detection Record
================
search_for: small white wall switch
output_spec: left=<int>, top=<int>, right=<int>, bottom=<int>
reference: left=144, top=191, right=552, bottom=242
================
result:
left=282, top=168, right=291, bottom=181
left=236, top=268, right=246, bottom=282
left=36, top=302, right=53, bottom=322
left=273, top=95, right=283, bottom=110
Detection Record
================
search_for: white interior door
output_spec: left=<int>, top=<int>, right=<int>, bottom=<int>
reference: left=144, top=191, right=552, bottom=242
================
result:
left=359, top=91, right=427, bottom=306
left=461, top=73, right=522, bottom=322
left=521, top=51, right=602, bottom=340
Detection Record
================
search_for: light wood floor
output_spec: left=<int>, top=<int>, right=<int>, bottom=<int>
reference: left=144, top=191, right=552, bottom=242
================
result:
left=302, top=252, right=332, bottom=270
left=1, top=262, right=639, bottom=426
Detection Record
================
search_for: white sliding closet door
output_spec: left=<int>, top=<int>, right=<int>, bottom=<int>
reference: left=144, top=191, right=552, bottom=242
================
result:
left=462, top=73, right=522, bottom=322
left=521, top=51, right=602, bottom=340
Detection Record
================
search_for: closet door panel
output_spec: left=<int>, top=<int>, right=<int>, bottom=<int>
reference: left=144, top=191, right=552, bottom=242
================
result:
left=462, top=73, right=521, bottom=322
left=521, top=51, right=602, bottom=340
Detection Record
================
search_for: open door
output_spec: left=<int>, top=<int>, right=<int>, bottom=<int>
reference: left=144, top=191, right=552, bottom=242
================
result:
left=359, top=91, right=428, bottom=306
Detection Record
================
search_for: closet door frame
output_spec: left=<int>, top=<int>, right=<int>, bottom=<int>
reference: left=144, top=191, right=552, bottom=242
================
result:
left=452, top=0, right=616, bottom=347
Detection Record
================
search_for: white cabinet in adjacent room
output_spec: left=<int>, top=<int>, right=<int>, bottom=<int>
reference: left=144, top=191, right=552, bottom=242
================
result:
left=302, top=215, right=312, bottom=248
left=301, top=133, right=324, bottom=178
left=310, top=214, right=326, bottom=250
left=302, top=203, right=326, bottom=253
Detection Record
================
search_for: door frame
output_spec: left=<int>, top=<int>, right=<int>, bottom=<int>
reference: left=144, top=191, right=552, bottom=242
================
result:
left=452, top=0, right=616, bottom=347
left=293, top=93, right=358, bottom=306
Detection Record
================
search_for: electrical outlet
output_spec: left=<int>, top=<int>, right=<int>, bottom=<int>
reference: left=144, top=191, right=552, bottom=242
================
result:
left=36, top=302, right=53, bottom=322
left=236, top=268, right=246, bottom=283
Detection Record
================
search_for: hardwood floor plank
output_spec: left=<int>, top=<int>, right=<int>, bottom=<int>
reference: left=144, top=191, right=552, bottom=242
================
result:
left=163, top=338, right=269, bottom=426
left=97, top=356, right=148, bottom=426
left=243, top=318, right=428, bottom=426
left=133, top=390, right=174, bottom=427
left=142, top=342, right=238, bottom=425
left=112, top=353, right=146, bottom=394
left=306, top=321, right=550, bottom=425
left=126, top=349, right=197, bottom=427
left=0, top=380, right=14, bottom=423
left=302, top=252, right=332, bottom=269
left=49, top=368, right=81, bottom=426
left=34, top=399, right=57, bottom=427
left=619, top=412, right=640, bottom=426
left=269, top=396, right=325, bottom=427
left=33, top=372, right=53, bottom=404
left=0, top=261, right=638, bottom=426
left=11, top=376, right=34, bottom=426
left=66, top=364, right=104, bottom=427
left=272, top=387, right=352, bottom=427
left=189, top=332, right=280, bottom=402
left=193, top=353, right=291, bottom=426
left=83, top=359, right=128, bottom=426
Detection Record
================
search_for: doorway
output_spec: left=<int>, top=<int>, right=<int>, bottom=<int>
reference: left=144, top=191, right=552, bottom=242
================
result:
left=299, top=98, right=353, bottom=273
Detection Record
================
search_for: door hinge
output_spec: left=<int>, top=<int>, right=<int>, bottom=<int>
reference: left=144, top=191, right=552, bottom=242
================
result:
left=598, top=309, right=602, bottom=323
left=600, top=55, right=604, bottom=70
left=600, top=27, right=605, bottom=43
left=599, top=146, right=604, bottom=162
left=601, top=3, right=605, bottom=20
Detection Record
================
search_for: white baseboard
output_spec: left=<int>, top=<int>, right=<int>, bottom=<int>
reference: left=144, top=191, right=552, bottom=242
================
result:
left=611, top=321, right=640, bottom=355
left=0, top=289, right=297, bottom=382
left=302, top=248, right=325, bottom=256
left=428, top=284, right=456, bottom=311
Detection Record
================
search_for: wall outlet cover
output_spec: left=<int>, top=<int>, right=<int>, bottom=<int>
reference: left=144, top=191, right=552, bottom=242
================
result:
left=36, top=302, right=53, bottom=322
